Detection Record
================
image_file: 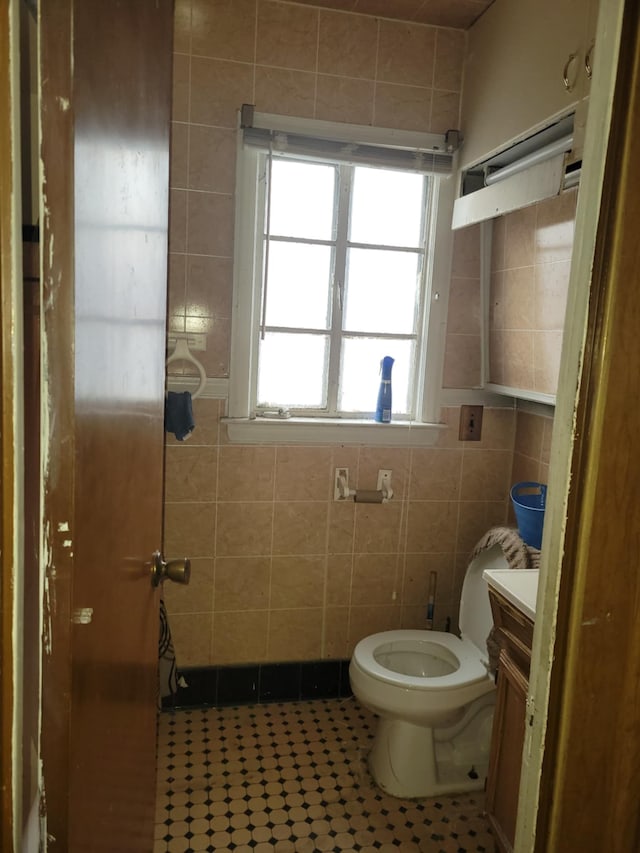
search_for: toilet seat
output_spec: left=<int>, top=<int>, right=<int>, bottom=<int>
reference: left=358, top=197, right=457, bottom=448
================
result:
left=352, top=630, right=488, bottom=691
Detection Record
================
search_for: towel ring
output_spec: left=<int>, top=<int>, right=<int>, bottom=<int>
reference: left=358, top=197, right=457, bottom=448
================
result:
left=166, top=338, right=207, bottom=399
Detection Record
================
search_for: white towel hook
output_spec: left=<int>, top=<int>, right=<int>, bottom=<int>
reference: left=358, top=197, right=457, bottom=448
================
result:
left=166, top=337, right=207, bottom=399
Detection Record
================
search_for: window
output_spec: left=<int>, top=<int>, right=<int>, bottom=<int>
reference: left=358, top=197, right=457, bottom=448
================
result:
left=259, top=157, right=430, bottom=418
left=228, top=113, right=456, bottom=445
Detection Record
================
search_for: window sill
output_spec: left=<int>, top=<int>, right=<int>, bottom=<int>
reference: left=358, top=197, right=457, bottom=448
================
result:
left=222, top=416, right=446, bottom=447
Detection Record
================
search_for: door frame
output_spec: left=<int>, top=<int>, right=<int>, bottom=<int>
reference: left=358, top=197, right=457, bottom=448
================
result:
left=38, top=1, right=76, bottom=847
left=0, top=1, right=24, bottom=850
left=539, top=3, right=640, bottom=845
left=517, top=0, right=640, bottom=849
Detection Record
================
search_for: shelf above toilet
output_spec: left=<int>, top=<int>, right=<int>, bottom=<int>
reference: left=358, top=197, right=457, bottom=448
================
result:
left=482, top=569, right=539, bottom=621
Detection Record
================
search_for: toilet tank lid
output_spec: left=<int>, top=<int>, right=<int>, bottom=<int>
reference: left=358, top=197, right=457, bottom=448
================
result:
left=459, top=544, right=509, bottom=658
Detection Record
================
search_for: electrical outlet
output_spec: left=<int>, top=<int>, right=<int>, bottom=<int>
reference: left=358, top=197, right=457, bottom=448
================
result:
left=459, top=405, right=483, bottom=441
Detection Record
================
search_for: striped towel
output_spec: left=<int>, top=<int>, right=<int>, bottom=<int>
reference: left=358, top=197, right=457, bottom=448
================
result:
left=470, top=526, right=540, bottom=673
left=470, top=525, right=540, bottom=571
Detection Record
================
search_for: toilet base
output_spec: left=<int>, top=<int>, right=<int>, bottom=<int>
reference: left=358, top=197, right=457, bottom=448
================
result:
left=368, top=717, right=489, bottom=799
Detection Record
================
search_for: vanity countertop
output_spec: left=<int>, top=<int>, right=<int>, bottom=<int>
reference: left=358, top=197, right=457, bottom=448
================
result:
left=482, top=569, right=539, bottom=621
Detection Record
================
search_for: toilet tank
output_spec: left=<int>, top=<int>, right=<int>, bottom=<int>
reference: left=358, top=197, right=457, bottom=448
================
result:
left=459, top=543, right=509, bottom=659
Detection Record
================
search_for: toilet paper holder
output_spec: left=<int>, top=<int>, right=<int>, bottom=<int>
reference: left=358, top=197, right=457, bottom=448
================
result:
left=334, top=468, right=393, bottom=503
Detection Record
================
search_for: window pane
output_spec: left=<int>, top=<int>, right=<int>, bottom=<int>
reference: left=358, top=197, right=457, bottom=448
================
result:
left=265, top=242, right=332, bottom=329
left=344, top=248, right=421, bottom=334
left=269, top=159, right=336, bottom=241
left=339, top=337, right=415, bottom=415
left=349, top=167, right=425, bottom=247
left=258, top=332, right=328, bottom=408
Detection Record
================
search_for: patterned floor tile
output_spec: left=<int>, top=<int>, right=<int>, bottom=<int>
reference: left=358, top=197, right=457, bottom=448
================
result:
left=155, top=699, right=494, bottom=853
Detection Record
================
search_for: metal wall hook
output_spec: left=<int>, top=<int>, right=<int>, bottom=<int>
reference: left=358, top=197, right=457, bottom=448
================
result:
left=585, top=41, right=595, bottom=79
left=562, top=53, right=578, bottom=92
left=166, top=335, right=207, bottom=399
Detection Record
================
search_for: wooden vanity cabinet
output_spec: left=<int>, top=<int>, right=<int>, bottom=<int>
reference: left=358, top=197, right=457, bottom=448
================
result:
left=485, top=590, right=535, bottom=853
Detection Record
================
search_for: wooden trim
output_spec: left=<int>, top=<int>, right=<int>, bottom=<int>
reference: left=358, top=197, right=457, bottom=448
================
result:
left=39, top=2, right=76, bottom=848
left=513, top=0, right=627, bottom=848
left=534, top=3, right=640, bottom=849
left=0, top=1, right=20, bottom=849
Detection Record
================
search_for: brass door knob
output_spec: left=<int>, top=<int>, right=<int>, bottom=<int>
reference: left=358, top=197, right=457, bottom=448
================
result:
left=151, top=551, right=191, bottom=587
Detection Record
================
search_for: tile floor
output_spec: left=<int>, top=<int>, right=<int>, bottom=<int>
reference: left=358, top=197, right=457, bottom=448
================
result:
left=155, top=698, right=494, bottom=853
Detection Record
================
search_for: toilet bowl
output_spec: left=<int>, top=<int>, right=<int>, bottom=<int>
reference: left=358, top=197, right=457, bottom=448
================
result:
left=349, top=543, right=508, bottom=798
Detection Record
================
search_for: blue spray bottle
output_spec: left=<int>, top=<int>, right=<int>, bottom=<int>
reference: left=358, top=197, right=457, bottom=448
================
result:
left=374, top=356, right=394, bottom=423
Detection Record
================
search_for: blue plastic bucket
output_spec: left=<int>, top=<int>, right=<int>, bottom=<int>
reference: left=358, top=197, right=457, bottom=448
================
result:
left=510, top=482, right=547, bottom=549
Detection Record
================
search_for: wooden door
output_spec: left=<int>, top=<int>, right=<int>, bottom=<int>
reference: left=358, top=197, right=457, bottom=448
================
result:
left=39, top=2, right=174, bottom=850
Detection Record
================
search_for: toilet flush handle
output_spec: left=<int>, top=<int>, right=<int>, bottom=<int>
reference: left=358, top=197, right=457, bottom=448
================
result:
left=150, top=551, right=191, bottom=587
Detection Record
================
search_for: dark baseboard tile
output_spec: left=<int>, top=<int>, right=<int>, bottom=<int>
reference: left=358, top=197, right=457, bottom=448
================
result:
left=161, top=658, right=353, bottom=711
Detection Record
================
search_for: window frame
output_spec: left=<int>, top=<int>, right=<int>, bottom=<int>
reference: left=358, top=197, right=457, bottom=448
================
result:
left=226, top=114, right=456, bottom=447
left=258, top=158, right=431, bottom=419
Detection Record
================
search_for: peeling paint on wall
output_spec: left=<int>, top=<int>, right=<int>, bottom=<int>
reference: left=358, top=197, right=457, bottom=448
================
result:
left=41, top=521, right=53, bottom=657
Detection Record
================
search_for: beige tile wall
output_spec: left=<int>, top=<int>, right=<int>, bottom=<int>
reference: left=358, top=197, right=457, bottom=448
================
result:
left=442, top=223, right=482, bottom=388
left=489, top=190, right=578, bottom=394
left=511, top=407, right=553, bottom=487
left=168, top=0, right=467, bottom=378
left=163, top=0, right=516, bottom=668
left=508, top=406, right=554, bottom=534
left=164, top=401, right=515, bottom=665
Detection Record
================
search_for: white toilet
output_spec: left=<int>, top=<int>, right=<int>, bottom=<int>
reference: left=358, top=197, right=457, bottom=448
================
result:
left=349, top=543, right=508, bottom=798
